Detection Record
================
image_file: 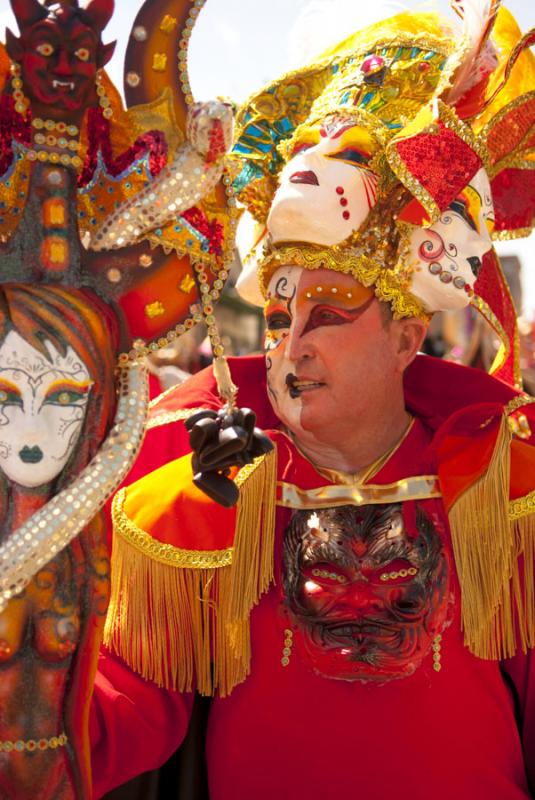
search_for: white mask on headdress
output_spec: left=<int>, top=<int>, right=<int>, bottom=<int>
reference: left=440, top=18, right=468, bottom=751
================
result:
left=407, top=168, right=495, bottom=312
left=267, top=116, right=379, bottom=246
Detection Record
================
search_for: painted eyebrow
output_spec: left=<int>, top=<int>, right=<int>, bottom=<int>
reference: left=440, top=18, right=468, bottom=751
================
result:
left=43, top=378, right=93, bottom=398
left=0, top=378, right=23, bottom=396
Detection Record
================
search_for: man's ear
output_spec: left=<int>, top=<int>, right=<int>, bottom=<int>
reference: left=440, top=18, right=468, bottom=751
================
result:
left=394, top=317, right=428, bottom=371
left=5, top=29, right=24, bottom=62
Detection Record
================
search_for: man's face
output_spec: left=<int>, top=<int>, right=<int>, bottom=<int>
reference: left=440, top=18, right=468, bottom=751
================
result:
left=409, top=168, right=495, bottom=312
left=267, top=116, right=379, bottom=246
left=264, top=266, right=402, bottom=446
left=283, top=504, right=451, bottom=682
left=19, top=15, right=99, bottom=117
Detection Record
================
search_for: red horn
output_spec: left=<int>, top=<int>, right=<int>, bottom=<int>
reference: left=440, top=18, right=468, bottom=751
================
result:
left=84, top=0, right=114, bottom=31
left=9, top=0, right=47, bottom=29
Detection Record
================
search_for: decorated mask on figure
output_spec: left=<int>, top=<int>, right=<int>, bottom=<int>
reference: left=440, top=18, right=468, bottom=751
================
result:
left=6, top=0, right=115, bottom=120
left=0, top=285, right=116, bottom=491
left=283, top=503, right=451, bottom=682
left=232, top=6, right=535, bottom=390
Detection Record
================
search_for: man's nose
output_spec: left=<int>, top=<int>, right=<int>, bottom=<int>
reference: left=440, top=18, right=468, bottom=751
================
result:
left=286, top=322, right=314, bottom=363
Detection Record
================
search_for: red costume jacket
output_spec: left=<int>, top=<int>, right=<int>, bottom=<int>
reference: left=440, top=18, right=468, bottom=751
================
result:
left=91, top=355, right=535, bottom=799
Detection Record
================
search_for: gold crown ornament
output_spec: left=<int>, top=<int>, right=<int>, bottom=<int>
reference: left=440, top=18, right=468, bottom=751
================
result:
left=230, top=1, right=535, bottom=389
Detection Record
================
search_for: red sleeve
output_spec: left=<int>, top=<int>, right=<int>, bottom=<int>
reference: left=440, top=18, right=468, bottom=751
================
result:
left=501, top=648, right=535, bottom=793
left=90, top=647, right=194, bottom=798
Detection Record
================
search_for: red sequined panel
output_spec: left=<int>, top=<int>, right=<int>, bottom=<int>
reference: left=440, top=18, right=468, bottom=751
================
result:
left=486, top=95, right=535, bottom=167
left=182, top=207, right=224, bottom=256
left=78, top=107, right=168, bottom=188
left=491, top=168, right=535, bottom=234
left=474, top=249, right=518, bottom=386
left=0, top=95, right=31, bottom=176
left=395, top=120, right=481, bottom=211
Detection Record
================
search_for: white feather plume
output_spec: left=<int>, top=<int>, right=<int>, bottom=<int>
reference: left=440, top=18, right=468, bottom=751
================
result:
left=445, top=0, right=500, bottom=105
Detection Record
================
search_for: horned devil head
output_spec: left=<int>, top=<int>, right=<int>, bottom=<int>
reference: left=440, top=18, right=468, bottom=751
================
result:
left=6, top=0, right=116, bottom=120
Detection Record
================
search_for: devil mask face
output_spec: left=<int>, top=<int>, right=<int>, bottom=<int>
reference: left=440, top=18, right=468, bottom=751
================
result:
left=283, top=503, right=451, bottom=683
left=6, top=0, right=115, bottom=119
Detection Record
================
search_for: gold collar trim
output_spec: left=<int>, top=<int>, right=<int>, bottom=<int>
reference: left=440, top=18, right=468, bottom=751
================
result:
left=276, top=475, right=441, bottom=509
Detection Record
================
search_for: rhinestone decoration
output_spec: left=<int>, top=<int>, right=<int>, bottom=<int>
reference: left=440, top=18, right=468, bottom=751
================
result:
left=360, top=54, right=385, bottom=75
left=126, top=71, right=141, bottom=88
left=89, top=101, right=232, bottom=252
left=0, top=363, right=148, bottom=612
left=132, top=25, right=147, bottom=42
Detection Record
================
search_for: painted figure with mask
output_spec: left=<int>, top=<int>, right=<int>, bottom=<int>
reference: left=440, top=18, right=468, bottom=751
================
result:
left=92, top=2, right=535, bottom=799
left=0, top=0, right=237, bottom=797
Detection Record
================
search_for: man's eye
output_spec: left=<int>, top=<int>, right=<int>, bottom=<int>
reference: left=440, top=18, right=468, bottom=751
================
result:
left=36, top=43, right=55, bottom=57
left=45, top=390, right=85, bottom=406
left=266, top=312, right=291, bottom=330
left=329, top=147, right=369, bottom=166
left=75, top=47, right=90, bottom=62
left=0, top=390, right=22, bottom=407
left=303, top=305, right=349, bottom=333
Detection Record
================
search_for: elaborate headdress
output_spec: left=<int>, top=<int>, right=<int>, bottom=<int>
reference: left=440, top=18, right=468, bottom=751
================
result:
left=231, top=2, right=535, bottom=388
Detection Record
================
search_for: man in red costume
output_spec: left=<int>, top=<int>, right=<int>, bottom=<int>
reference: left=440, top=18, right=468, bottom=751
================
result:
left=91, top=4, right=535, bottom=799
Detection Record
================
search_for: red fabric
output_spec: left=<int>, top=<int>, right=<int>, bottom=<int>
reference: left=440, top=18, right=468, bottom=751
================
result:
left=491, top=167, right=535, bottom=235
left=474, top=249, right=519, bottom=387
left=394, top=120, right=482, bottom=211
left=90, top=652, right=193, bottom=796
left=92, top=419, right=535, bottom=799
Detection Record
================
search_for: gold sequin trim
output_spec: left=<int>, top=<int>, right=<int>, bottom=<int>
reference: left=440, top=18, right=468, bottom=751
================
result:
left=504, top=395, right=535, bottom=416
left=0, top=733, right=68, bottom=753
left=509, top=490, right=535, bottom=521
left=258, top=243, right=382, bottom=295
left=112, top=488, right=233, bottom=568
left=492, top=226, right=534, bottom=241
left=277, top=475, right=441, bottom=509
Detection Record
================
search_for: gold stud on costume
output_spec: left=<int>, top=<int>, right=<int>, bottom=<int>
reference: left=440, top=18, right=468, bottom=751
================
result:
left=96, top=71, right=113, bottom=119
left=281, top=628, right=293, bottom=667
left=432, top=635, right=442, bottom=672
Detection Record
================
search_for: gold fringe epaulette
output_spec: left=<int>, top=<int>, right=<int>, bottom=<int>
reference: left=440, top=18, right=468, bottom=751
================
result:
left=447, top=397, right=535, bottom=660
left=104, top=448, right=276, bottom=697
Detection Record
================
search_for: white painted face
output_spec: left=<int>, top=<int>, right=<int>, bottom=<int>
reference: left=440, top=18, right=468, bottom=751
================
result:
left=0, top=331, right=92, bottom=488
left=408, top=168, right=495, bottom=312
left=267, top=116, right=379, bottom=246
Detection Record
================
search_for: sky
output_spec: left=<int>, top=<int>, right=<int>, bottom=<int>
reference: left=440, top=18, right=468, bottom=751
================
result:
left=1, top=0, right=534, bottom=315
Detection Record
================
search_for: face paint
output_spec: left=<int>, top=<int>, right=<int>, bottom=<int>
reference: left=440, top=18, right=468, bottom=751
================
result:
left=409, top=168, right=495, bottom=312
left=0, top=330, right=92, bottom=488
left=283, top=503, right=451, bottom=682
left=264, top=266, right=395, bottom=444
left=267, top=116, right=379, bottom=246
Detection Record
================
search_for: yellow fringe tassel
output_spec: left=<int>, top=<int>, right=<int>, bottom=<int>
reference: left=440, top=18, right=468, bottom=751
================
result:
left=104, top=447, right=277, bottom=697
left=448, top=413, right=535, bottom=659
